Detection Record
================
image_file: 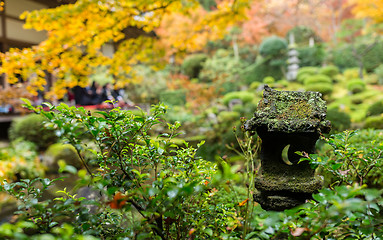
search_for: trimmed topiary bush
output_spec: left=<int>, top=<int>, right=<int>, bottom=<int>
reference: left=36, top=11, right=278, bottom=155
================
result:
left=263, top=76, right=275, bottom=84
left=222, top=91, right=254, bottom=106
left=249, top=81, right=262, bottom=90
left=350, top=95, right=363, bottom=105
left=364, top=115, right=383, bottom=129
left=343, top=68, right=363, bottom=80
left=297, top=67, right=319, bottom=83
left=44, top=143, right=82, bottom=173
left=305, top=83, right=333, bottom=96
left=217, top=111, right=240, bottom=123
left=326, top=108, right=351, bottom=132
left=347, top=78, right=366, bottom=94
left=181, top=53, right=208, bottom=78
left=8, top=114, right=57, bottom=150
left=159, top=89, right=186, bottom=106
left=259, top=36, right=288, bottom=58
left=366, top=100, right=383, bottom=117
left=303, top=74, right=332, bottom=86
left=319, top=65, right=339, bottom=79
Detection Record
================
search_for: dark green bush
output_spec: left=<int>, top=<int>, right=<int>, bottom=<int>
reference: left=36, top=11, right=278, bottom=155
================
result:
left=181, top=53, right=208, bottom=78
left=159, top=89, right=186, bottom=106
left=244, top=36, right=287, bottom=84
left=319, top=65, right=339, bottom=79
left=326, top=108, right=351, bottom=132
left=331, top=46, right=359, bottom=71
left=366, top=100, right=383, bottom=117
left=347, top=78, right=366, bottom=94
left=331, top=42, right=383, bottom=72
left=361, top=42, right=383, bottom=72
left=364, top=115, right=383, bottom=129
left=296, top=66, right=319, bottom=83
left=259, top=36, right=288, bottom=58
left=297, top=45, right=325, bottom=67
left=8, top=114, right=57, bottom=150
left=303, top=74, right=332, bottom=86
left=243, top=60, right=284, bottom=84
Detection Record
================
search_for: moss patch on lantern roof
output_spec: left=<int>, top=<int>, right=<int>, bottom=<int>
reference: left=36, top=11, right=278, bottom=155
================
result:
left=245, top=85, right=331, bottom=133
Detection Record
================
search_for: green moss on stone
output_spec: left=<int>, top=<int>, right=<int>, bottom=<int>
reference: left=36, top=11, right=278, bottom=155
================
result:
left=245, top=85, right=331, bottom=133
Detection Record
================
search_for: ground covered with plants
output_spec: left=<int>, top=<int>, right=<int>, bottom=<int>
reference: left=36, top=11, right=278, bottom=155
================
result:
left=1, top=0, right=383, bottom=239
left=0, top=99, right=382, bottom=239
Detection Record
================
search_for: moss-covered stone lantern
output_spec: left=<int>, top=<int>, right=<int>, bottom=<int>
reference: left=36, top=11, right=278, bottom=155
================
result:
left=244, top=85, right=331, bottom=211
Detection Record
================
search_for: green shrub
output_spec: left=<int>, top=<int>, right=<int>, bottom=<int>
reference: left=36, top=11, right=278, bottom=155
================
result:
left=0, top=140, right=45, bottom=181
left=350, top=95, right=363, bottom=105
left=222, top=91, right=254, bottom=106
left=326, top=108, right=351, bottom=132
left=217, top=111, right=240, bottom=123
left=364, top=115, right=383, bottom=129
left=274, top=79, right=289, bottom=88
left=374, top=64, right=383, bottom=85
left=296, top=66, right=319, bottom=83
left=319, top=65, right=339, bottom=78
left=303, top=74, right=332, bottom=86
left=199, top=49, right=248, bottom=84
left=361, top=42, right=383, bottom=72
left=259, top=36, right=288, bottom=58
left=249, top=81, right=262, bottom=90
left=366, top=100, right=383, bottom=117
left=305, top=83, right=333, bottom=96
left=159, top=89, right=186, bottom=106
left=347, top=78, right=366, bottom=94
left=181, top=53, right=208, bottom=78
left=44, top=143, right=82, bottom=172
left=263, top=76, right=275, bottom=84
left=331, top=46, right=358, bottom=71
left=244, top=61, right=284, bottom=84
left=343, top=68, right=364, bottom=80
left=8, top=114, right=57, bottom=150
left=297, top=45, right=325, bottom=67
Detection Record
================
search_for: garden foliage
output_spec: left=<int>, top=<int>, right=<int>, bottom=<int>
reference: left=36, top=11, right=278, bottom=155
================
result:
left=0, top=102, right=382, bottom=239
left=8, top=114, right=58, bottom=150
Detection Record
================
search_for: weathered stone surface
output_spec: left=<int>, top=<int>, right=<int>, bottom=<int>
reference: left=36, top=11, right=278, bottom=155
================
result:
left=245, top=86, right=330, bottom=211
left=244, top=85, right=331, bottom=134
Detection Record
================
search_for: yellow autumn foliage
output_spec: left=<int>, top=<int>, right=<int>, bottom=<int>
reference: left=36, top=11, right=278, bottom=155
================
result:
left=350, top=0, right=383, bottom=24
left=0, top=0, right=250, bottom=99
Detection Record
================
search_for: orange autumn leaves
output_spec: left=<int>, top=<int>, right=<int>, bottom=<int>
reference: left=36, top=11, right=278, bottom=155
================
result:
left=108, top=192, right=128, bottom=209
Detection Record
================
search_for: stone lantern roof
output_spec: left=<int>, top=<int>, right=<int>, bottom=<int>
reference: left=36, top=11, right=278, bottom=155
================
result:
left=245, top=85, right=331, bottom=133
